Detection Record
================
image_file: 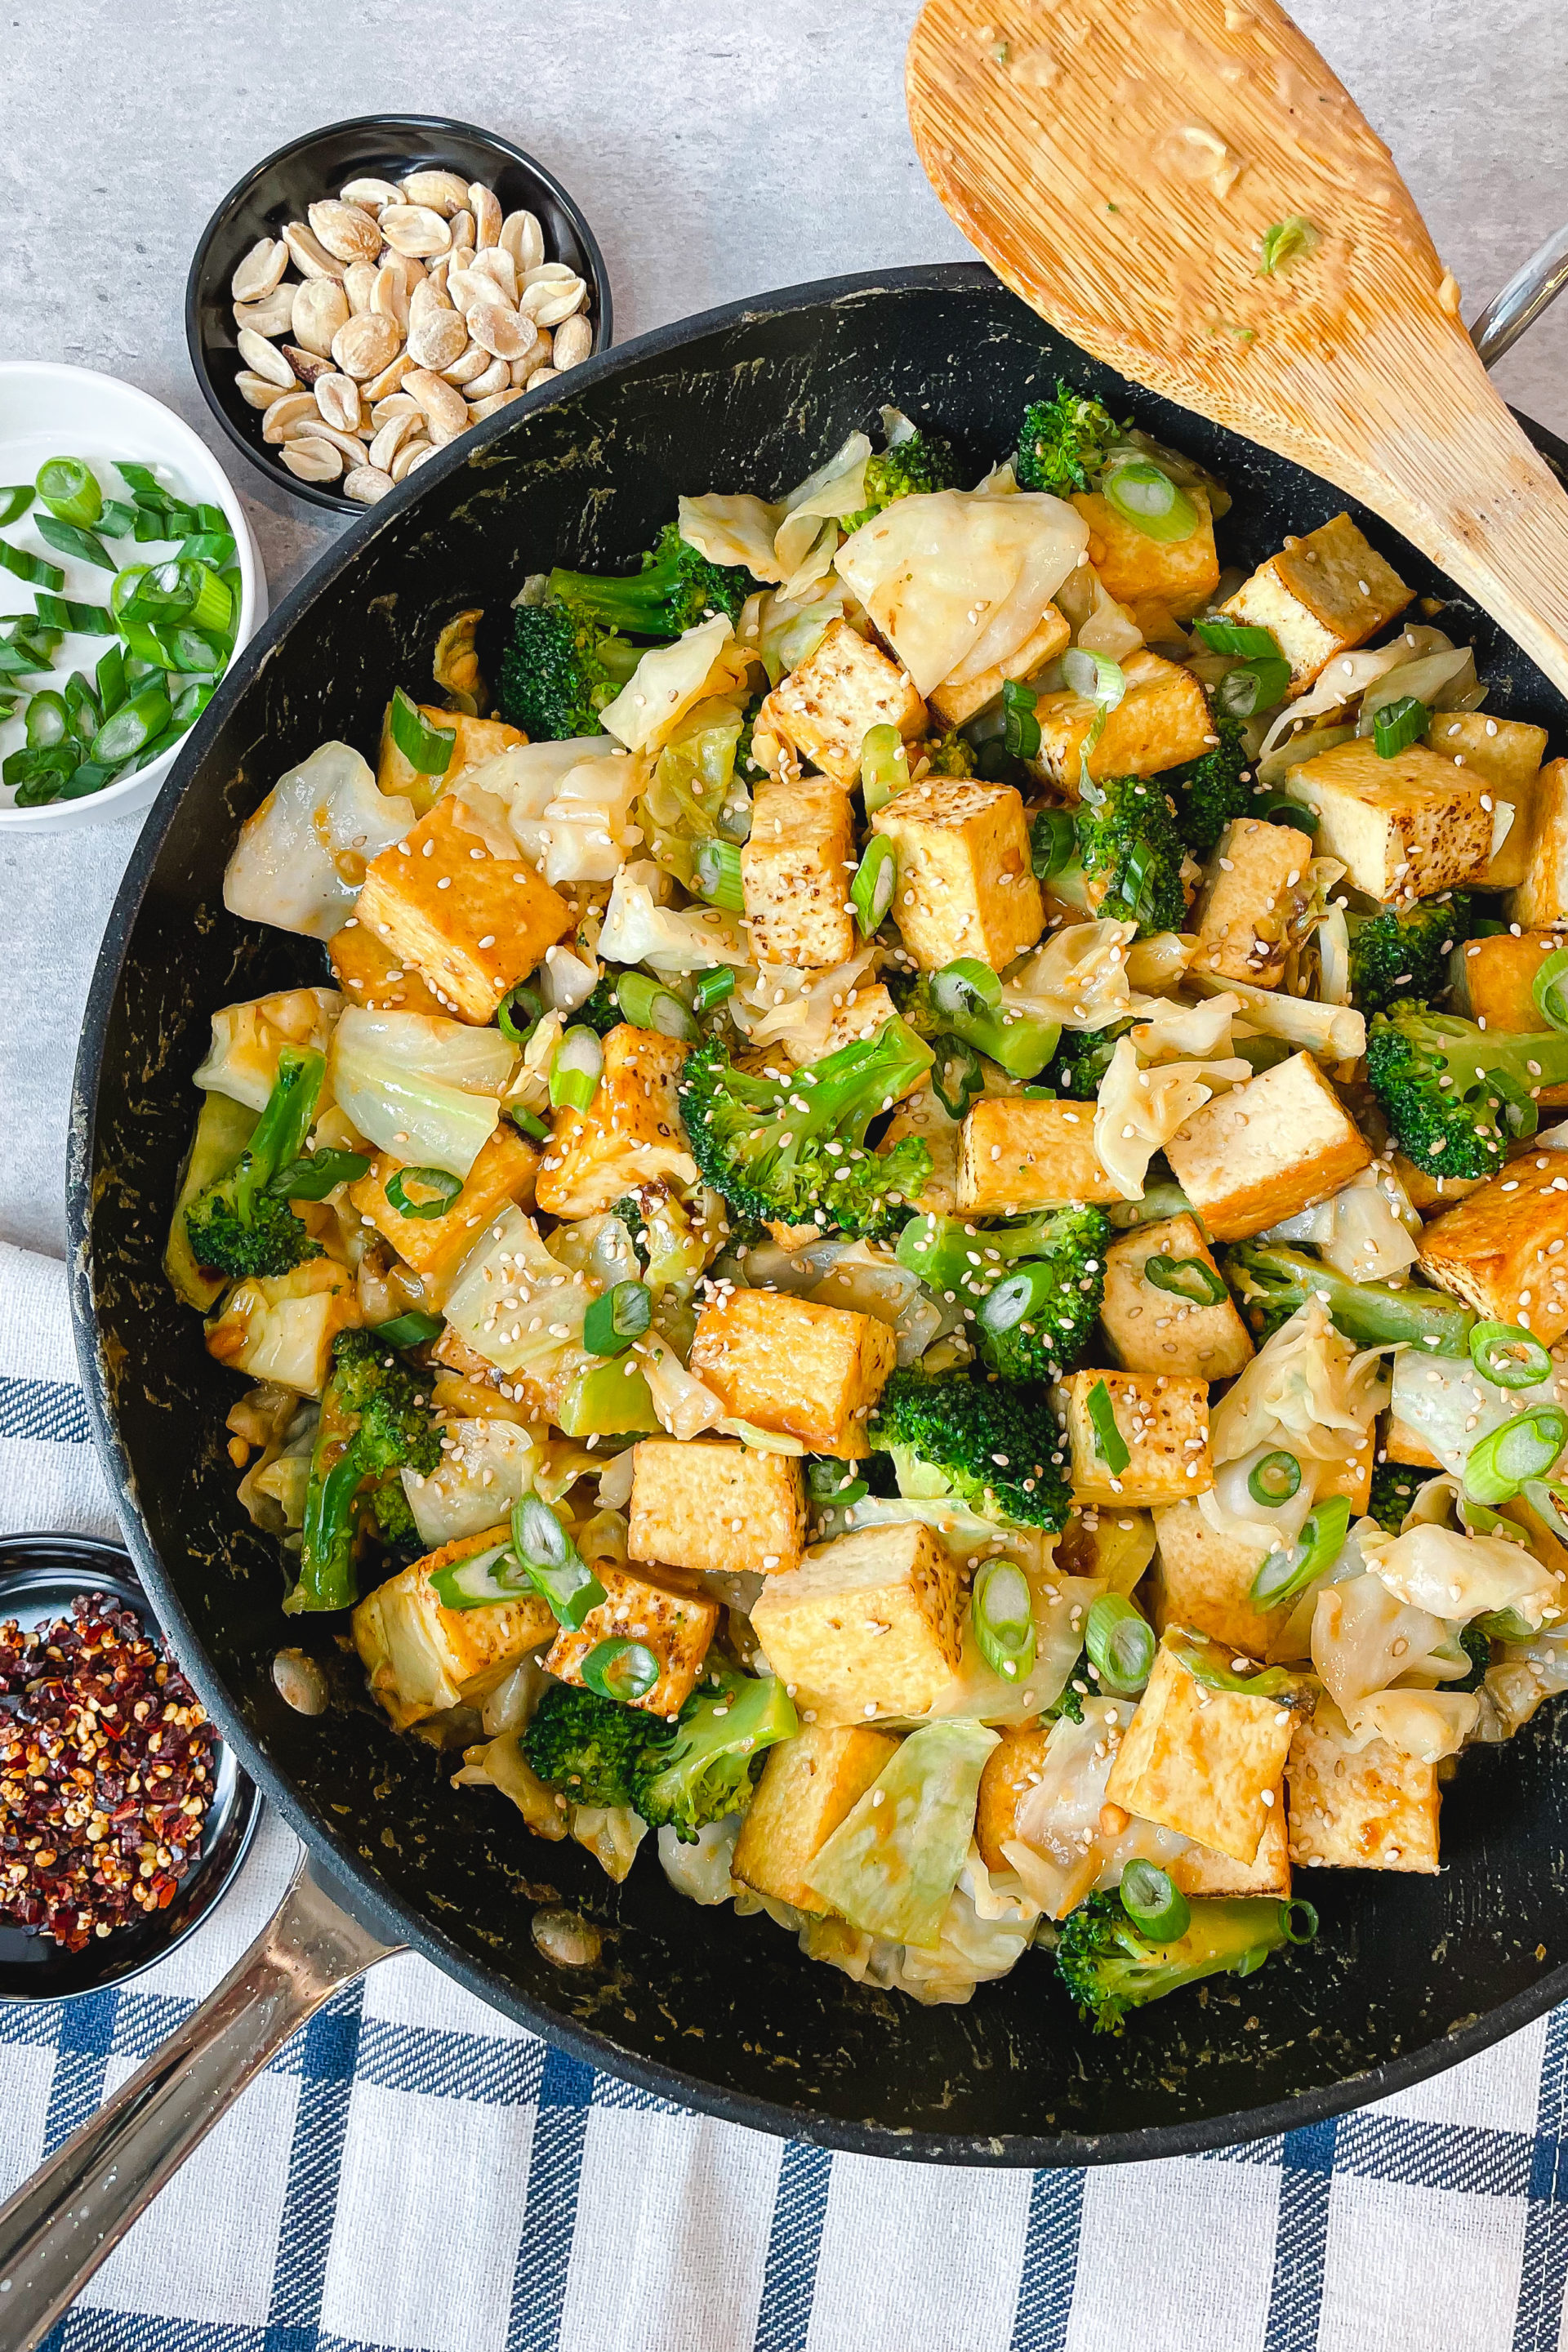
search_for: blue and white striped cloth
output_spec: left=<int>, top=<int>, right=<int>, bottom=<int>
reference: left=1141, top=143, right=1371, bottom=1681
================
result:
left=6, top=1232, right=1568, bottom=2352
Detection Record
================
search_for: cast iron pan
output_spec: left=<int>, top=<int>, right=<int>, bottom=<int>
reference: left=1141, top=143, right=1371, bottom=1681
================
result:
left=65, top=262, right=1568, bottom=2164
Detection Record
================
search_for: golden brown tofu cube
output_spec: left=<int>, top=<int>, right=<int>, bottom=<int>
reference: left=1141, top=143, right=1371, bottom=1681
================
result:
left=1104, top=1635, right=1298, bottom=1864
left=974, top=1723, right=1054, bottom=1876
left=741, top=777, right=857, bottom=968
left=1221, top=514, right=1413, bottom=694
left=1511, top=759, right=1568, bottom=929
left=764, top=618, right=925, bottom=786
left=1101, top=1214, right=1254, bottom=1379
left=732, top=1723, right=899, bottom=1913
left=1027, top=650, right=1213, bottom=799
left=376, top=706, right=527, bottom=816
left=924, top=605, right=1071, bottom=731
left=871, top=776, right=1043, bottom=971
left=348, top=1125, right=541, bottom=1303
left=328, top=920, right=449, bottom=1017
left=1072, top=490, right=1220, bottom=619
left=1284, top=736, right=1490, bottom=902
left=1286, top=1716, right=1440, bottom=1873
left=817, top=980, right=901, bottom=1056
left=1382, top=1413, right=1444, bottom=1471
left=545, top=1559, right=719, bottom=1717
left=352, top=1524, right=555, bottom=1731
left=628, top=1437, right=806, bottom=1580
left=1165, top=1051, right=1371, bottom=1243
left=355, top=795, right=574, bottom=1022
left=1151, top=1499, right=1285, bottom=1659
left=1316, top=1430, right=1374, bottom=1517
left=1392, top=1152, right=1486, bottom=1218
left=1417, top=1150, right=1568, bottom=1347
left=1170, top=1805, right=1291, bottom=1898
left=1428, top=710, right=1548, bottom=891
left=1192, top=817, right=1317, bottom=987
left=956, top=1098, right=1121, bottom=1214
left=1451, top=933, right=1568, bottom=1107
left=533, top=1024, right=695, bottom=1218
left=688, top=1289, right=895, bottom=1457
left=749, top=1521, right=964, bottom=1721
left=1063, top=1370, right=1211, bottom=1507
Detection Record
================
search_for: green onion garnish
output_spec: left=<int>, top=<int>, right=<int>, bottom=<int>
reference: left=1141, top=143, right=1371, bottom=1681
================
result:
left=96, top=500, right=136, bottom=540
left=1254, top=792, right=1318, bottom=832
left=1373, top=695, right=1428, bottom=758
left=385, top=1165, right=462, bottom=1221
left=550, top=1025, right=604, bottom=1112
left=615, top=970, right=699, bottom=1042
left=1258, top=216, right=1319, bottom=276
left=428, top=1539, right=536, bottom=1612
left=33, top=517, right=115, bottom=572
left=91, top=684, right=171, bottom=765
left=35, top=457, right=102, bottom=528
left=693, top=836, right=744, bottom=911
left=859, top=721, right=909, bottom=813
left=0, top=488, right=33, bottom=526
left=168, top=680, right=215, bottom=735
left=1463, top=1404, right=1568, bottom=1504
left=807, top=1458, right=869, bottom=1508
left=497, top=983, right=543, bottom=1048
left=1172, top=1636, right=1299, bottom=1698
left=1195, top=619, right=1284, bottom=662
left=1143, top=1253, right=1226, bottom=1306
left=179, top=531, right=238, bottom=568
left=1470, top=1321, right=1554, bottom=1392
left=24, top=691, right=69, bottom=751
left=1086, top=1379, right=1130, bottom=1472
left=1029, top=806, right=1076, bottom=880
left=1119, top=1860, right=1190, bottom=1943
left=64, top=675, right=103, bottom=748
left=268, top=1148, right=370, bottom=1200
left=930, top=956, right=1001, bottom=1022
left=1101, top=457, right=1200, bottom=543
left=1282, top=1900, right=1319, bottom=1945
left=1248, top=1450, right=1303, bottom=1506
left=932, top=1033, right=985, bottom=1121
left=33, top=595, right=114, bottom=637
left=1249, top=1494, right=1352, bottom=1610
left=0, top=541, right=64, bottom=590
left=514, top=1495, right=608, bottom=1631
left=581, top=1637, right=659, bottom=1702
left=1532, top=947, right=1568, bottom=1034
left=1216, top=657, right=1291, bottom=719
left=583, top=1279, right=653, bottom=1357
left=117, top=461, right=174, bottom=510
left=1085, top=1592, right=1156, bottom=1694
left=507, top=1103, right=551, bottom=1143
left=850, top=835, right=897, bottom=935
left=972, top=1557, right=1037, bottom=1682
left=390, top=684, right=456, bottom=775
left=980, top=1260, right=1058, bottom=1340
left=692, top=964, right=736, bottom=1013
left=1002, top=676, right=1041, bottom=758
left=373, top=1309, right=445, bottom=1349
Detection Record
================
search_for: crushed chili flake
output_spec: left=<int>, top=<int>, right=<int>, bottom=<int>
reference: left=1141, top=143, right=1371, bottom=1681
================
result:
left=0, top=1593, right=216, bottom=1951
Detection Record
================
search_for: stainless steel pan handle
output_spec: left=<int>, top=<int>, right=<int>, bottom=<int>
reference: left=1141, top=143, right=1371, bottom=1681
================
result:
left=0, top=1855, right=397, bottom=2352
left=1472, top=225, right=1568, bottom=369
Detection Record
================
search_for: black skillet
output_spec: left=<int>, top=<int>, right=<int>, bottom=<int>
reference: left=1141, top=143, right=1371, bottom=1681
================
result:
left=11, top=272, right=1568, bottom=2317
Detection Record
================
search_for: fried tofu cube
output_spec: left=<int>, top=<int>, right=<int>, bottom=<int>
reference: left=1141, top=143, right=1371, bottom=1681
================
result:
left=204, top=1261, right=359, bottom=1396
left=974, top=1722, right=1053, bottom=1877
left=1027, top=650, right=1213, bottom=799
left=628, top=1436, right=806, bottom=1579
left=878, top=1080, right=964, bottom=1215
left=1170, top=1806, right=1291, bottom=1898
left=749, top=1521, right=964, bottom=1720
left=956, top=1098, right=1121, bottom=1213
left=533, top=1023, right=695, bottom=1218
left=545, top=1559, right=719, bottom=1716
left=1104, top=1635, right=1298, bottom=1864
left=1165, top=1050, right=1371, bottom=1242
left=1072, top=490, right=1221, bottom=618
left=1392, top=1152, right=1485, bottom=1218
left=376, top=706, right=527, bottom=817
left=1382, top=1411, right=1444, bottom=1470
left=1101, top=1214, right=1254, bottom=1379
left=1192, top=817, right=1316, bottom=987
left=328, top=919, right=448, bottom=1016
left=871, top=776, right=1043, bottom=971
left=354, top=794, right=574, bottom=1022
left=1062, top=1370, right=1211, bottom=1507
left=1317, top=1429, right=1374, bottom=1516
left=1284, top=736, right=1490, bottom=902
left=1417, top=1150, right=1568, bottom=1347
left=348, top=1125, right=541, bottom=1303
left=763, top=618, right=925, bottom=786
left=1428, top=711, right=1548, bottom=890
left=1220, top=513, right=1413, bottom=695
left=732, top=1723, right=899, bottom=1913
left=1151, top=1499, right=1284, bottom=1659
left=1451, top=933, right=1568, bottom=1106
left=741, top=776, right=857, bottom=968
left=1509, top=759, right=1568, bottom=929
left=353, top=1523, right=555, bottom=1731
left=1286, top=1715, right=1440, bottom=1872
left=924, top=604, right=1071, bottom=731
left=688, top=1290, right=895, bottom=1457
left=817, top=980, right=901, bottom=1055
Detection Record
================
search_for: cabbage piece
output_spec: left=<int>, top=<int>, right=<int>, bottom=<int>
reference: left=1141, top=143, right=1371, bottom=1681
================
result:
left=999, top=1698, right=1186, bottom=1918
left=657, top=1814, right=744, bottom=1904
left=327, top=1008, right=517, bottom=1179
left=753, top=587, right=848, bottom=686
left=1202, top=1300, right=1388, bottom=1544
left=775, top=433, right=874, bottom=599
left=452, top=1733, right=568, bottom=1840
left=451, top=736, right=644, bottom=885
left=442, top=1205, right=595, bottom=1376
left=803, top=1719, right=999, bottom=1948
left=402, top=1418, right=540, bottom=1547
left=1055, top=561, right=1144, bottom=661
left=884, top=1851, right=1039, bottom=2002
left=733, top=949, right=880, bottom=1061
left=599, top=617, right=746, bottom=754
left=924, top=1569, right=1101, bottom=1726
left=678, top=492, right=785, bottom=582
left=1129, top=994, right=1239, bottom=1063
left=1311, top=1570, right=1462, bottom=1713
left=1258, top=643, right=1419, bottom=766
left=1387, top=1349, right=1568, bottom=1480
left=1262, top=1165, right=1419, bottom=1284
left=224, top=742, right=415, bottom=940
left=204, top=1261, right=359, bottom=1396
left=595, top=858, right=750, bottom=973
left=637, top=1334, right=727, bottom=1440
left=194, top=987, right=344, bottom=1111
left=835, top=488, right=1090, bottom=696
left=1343, top=1687, right=1480, bottom=1760
left=1009, top=919, right=1145, bottom=1031
left=1480, top=1634, right=1568, bottom=1741
left=1093, top=1034, right=1250, bottom=1200
left=571, top=1803, right=647, bottom=1882
left=635, top=699, right=746, bottom=890
left=1361, top=1521, right=1563, bottom=1632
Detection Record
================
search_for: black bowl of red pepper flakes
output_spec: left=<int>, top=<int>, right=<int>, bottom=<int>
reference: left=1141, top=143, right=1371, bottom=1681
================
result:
left=0, top=1535, right=258, bottom=2001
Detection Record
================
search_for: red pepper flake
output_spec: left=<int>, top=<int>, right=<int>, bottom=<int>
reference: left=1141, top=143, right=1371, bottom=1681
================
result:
left=0, top=1594, right=216, bottom=1951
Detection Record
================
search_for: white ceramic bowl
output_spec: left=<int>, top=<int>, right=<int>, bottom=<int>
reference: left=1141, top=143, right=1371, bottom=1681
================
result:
left=0, top=362, right=267, bottom=833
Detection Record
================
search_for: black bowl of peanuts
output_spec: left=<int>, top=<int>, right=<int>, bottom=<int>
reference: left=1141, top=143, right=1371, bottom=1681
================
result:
left=185, top=114, right=612, bottom=519
left=0, top=1535, right=258, bottom=2000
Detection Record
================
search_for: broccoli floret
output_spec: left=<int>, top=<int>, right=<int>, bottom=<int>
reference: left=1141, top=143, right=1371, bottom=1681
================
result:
left=869, top=1368, right=1071, bottom=1531
left=896, top=1206, right=1109, bottom=1376
left=840, top=430, right=959, bottom=535
left=1221, top=1239, right=1477, bottom=1356
left=895, top=963, right=1062, bottom=1081
left=498, top=596, right=644, bottom=741
left=574, top=975, right=622, bottom=1036
left=1455, top=1624, right=1492, bottom=1693
left=1167, top=706, right=1252, bottom=860
left=184, top=1046, right=326, bottom=1281
left=1365, top=1000, right=1568, bottom=1181
left=1056, top=1891, right=1309, bottom=2033
left=368, top=1478, right=419, bottom=1543
left=291, top=1330, right=443, bottom=1615
left=924, top=727, right=976, bottom=778
left=1016, top=384, right=1120, bottom=496
left=1070, top=773, right=1192, bottom=937
left=523, top=1681, right=658, bottom=1808
left=1348, top=895, right=1472, bottom=1019
left=680, top=1018, right=934, bottom=1241
left=543, top=520, right=751, bottom=642
left=628, top=1664, right=798, bottom=1842
left=1040, top=1022, right=1132, bottom=1101
left=1368, top=1460, right=1437, bottom=1535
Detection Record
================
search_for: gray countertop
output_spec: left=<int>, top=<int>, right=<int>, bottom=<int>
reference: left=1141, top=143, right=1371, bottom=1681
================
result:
left=3, top=0, right=1566, bottom=1258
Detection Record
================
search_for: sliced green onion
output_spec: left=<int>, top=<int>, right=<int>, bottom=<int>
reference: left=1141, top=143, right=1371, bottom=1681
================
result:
left=1532, top=947, right=1568, bottom=1034
left=1373, top=695, right=1428, bottom=758
left=1143, top=1253, right=1226, bottom=1306
left=1248, top=1450, right=1302, bottom=1506
left=91, top=684, right=171, bottom=764
left=693, top=837, right=744, bottom=911
left=1216, top=657, right=1291, bottom=719
left=1002, top=676, right=1041, bottom=759
left=24, top=690, right=69, bottom=751
left=859, top=721, right=909, bottom=813
left=1463, top=1405, right=1568, bottom=1504
left=1171, top=1635, right=1298, bottom=1698
left=1255, top=792, right=1318, bottom=832
left=110, top=563, right=150, bottom=617
left=1258, top=216, right=1319, bottom=276
left=930, top=956, right=1001, bottom=1022
left=58, top=760, right=122, bottom=801
left=851, top=835, right=897, bottom=935
left=0, top=541, right=64, bottom=590
left=1062, top=647, right=1126, bottom=706
left=979, top=1260, right=1056, bottom=1338
left=497, top=983, right=543, bottom=1048
left=807, top=1458, right=868, bottom=1508
left=33, top=517, right=115, bottom=572
left=581, top=1637, right=659, bottom=1702
left=428, top=1539, right=537, bottom=1611
left=385, top=1165, right=462, bottom=1220
left=168, top=680, right=215, bottom=735
left=1281, top=1899, right=1318, bottom=1945
left=269, top=1148, right=371, bottom=1200
left=179, top=531, right=238, bottom=568
left=514, top=1496, right=608, bottom=1631
left=1101, top=457, right=1200, bottom=543
left=117, top=461, right=173, bottom=510
left=973, top=1557, right=1037, bottom=1682
left=1086, top=1379, right=1130, bottom=1473
left=1250, top=1494, right=1352, bottom=1610
left=1085, top=1592, right=1156, bottom=1694
left=583, top=1279, right=653, bottom=1357
left=615, top=970, right=699, bottom=1042
left=390, top=684, right=456, bottom=775
left=1030, top=806, right=1076, bottom=880
left=1470, top=1321, right=1554, bottom=1391
left=33, top=594, right=114, bottom=636
left=195, top=502, right=229, bottom=534
left=1195, top=619, right=1284, bottom=662
left=35, top=457, right=102, bottom=528
left=1119, top=1860, right=1190, bottom=1942
left=61, top=674, right=101, bottom=747
left=373, top=1309, right=445, bottom=1349
left=96, top=499, right=136, bottom=540
left=693, top=964, right=736, bottom=1014
left=932, top=1034, right=985, bottom=1122
left=507, top=1103, right=551, bottom=1143
left=551, top=1025, right=604, bottom=1112
left=0, top=488, right=33, bottom=526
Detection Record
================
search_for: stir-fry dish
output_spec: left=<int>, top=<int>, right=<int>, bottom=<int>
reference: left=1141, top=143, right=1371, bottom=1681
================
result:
left=168, top=384, right=1568, bottom=2026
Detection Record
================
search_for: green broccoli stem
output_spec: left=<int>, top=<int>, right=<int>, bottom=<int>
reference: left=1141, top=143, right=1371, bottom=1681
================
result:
left=923, top=960, right=1061, bottom=1080
left=1058, top=1891, right=1309, bottom=2033
left=1222, top=1240, right=1476, bottom=1355
left=630, top=1670, right=798, bottom=1840
left=1366, top=1003, right=1568, bottom=1179
left=234, top=1048, right=324, bottom=1219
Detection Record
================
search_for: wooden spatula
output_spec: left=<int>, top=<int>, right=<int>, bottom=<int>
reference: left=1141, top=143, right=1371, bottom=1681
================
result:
left=906, top=0, right=1568, bottom=700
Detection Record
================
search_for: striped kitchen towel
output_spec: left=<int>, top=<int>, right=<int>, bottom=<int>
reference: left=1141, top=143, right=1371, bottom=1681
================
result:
left=4, top=1233, right=1568, bottom=2352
